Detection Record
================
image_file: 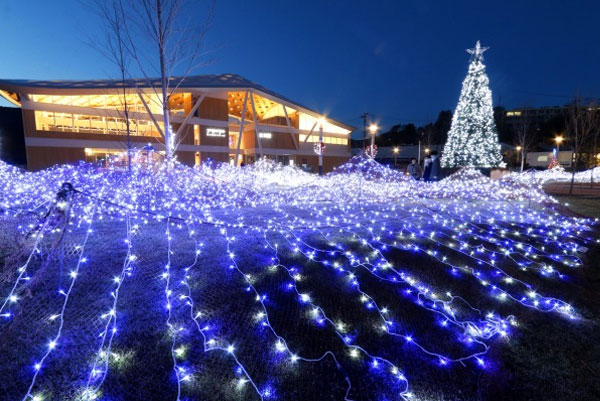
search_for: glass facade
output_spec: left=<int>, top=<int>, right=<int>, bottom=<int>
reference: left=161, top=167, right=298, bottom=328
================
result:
left=31, top=93, right=164, bottom=114
left=299, top=134, right=348, bottom=145
left=34, top=111, right=160, bottom=137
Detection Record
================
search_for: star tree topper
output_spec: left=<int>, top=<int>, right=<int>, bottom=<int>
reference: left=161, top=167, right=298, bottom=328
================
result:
left=466, top=40, right=489, bottom=60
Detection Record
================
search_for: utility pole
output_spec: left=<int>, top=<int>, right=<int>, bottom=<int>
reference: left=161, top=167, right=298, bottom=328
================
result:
left=361, top=113, right=369, bottom=150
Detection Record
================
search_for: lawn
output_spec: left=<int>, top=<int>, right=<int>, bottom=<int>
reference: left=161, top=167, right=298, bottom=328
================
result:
left=543, top=181, right=600, bottom=218
left=0, top=158, right=599, bottom=401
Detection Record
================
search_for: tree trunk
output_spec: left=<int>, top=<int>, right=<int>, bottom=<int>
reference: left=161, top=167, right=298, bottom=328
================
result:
left=520, top=148, right=525, bottom=172
left=591, top=139, right=597, bottom=189
left=569, top=157, right=578, bottom=195
left=122, top=76, right=132, bottom=172
left=156, top=0, right=172, bottom=162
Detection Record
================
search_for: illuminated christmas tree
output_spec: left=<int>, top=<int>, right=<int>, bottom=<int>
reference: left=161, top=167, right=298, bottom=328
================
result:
left=442, top=41, right=504, bottom=168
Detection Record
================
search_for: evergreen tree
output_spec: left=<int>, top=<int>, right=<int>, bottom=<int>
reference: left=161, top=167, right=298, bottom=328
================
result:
left=442, top=41, right=504, bottom=168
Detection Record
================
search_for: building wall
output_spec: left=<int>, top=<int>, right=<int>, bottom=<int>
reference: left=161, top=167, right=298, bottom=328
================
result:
left=296, top=155, right=348, bottom=173
left=26, top=146, right=86, bottom=171
left=251, top=129, right=297, bottom=149
left=198, top=97, right=228, bottom=121
left=526, top=151, right=573, bottom=168
left=0, top=106, right=26, bottom=166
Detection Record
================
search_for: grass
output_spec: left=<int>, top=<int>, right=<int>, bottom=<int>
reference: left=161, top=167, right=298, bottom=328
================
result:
left=0, top=202, right=599, bottom=401
left=553, top=196, right=600, bottom=218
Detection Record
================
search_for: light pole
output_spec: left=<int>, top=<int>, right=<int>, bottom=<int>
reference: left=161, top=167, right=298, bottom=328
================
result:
left=554, top=135, right=564, bottom=165
left=368, top=123, right=378, bottom=158
left=516, top=145, right=522, bottom=171
left=393, top=147, right=399, bottom=167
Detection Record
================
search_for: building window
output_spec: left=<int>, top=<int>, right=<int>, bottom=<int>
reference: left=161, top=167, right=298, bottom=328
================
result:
left=298, top=114, right=350, bottom=135
left=34, top=111, right=159, bottom=137
left=299, top=134, right=347, bottom=145
left=31, top=93, right=164, bottom=115
left=194, top=125, right=200, bottom=145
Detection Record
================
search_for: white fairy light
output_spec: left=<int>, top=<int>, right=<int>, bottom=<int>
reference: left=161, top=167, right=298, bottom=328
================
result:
left=442, top=41, right=504, bottom=168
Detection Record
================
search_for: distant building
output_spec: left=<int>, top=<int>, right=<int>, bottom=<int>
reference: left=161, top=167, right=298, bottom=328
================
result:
left=526, top=151, right=573, bottom=168
left=351, top=145, right=443, bottom=166
left=0, top=74, right=353, bottom=171
left=503, top=106, right=567, bottom=132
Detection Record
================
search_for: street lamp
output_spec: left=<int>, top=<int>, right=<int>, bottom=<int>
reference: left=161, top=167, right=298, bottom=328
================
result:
left=516, top=145, right=522, bottom=172
left=393, top=147, right=399, bottom=166
left=554, top=135, right=564, bottom=164
left=368, top=124, right=378, bottom=157
left=554, top=135, right=564, bottom=151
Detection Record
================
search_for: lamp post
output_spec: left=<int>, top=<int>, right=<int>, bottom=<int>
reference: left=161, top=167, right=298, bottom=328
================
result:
left=393, top=147, right=399, bottom=167
left=369, top=124, right=379, bottom=159
left=554, top=135, right=564, bottom=165
left=515, top=145, right=522, bottom=171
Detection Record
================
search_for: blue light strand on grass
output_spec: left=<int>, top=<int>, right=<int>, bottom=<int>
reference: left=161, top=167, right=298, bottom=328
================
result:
left=0, top=212, right=54, bottom=319
left=261, top=229, right=416, bottom=396
left=179, top=221, right=266, bottom=400
left=218, top=224, right=362, bottom=400
left=21, top=203, right=97, bottom=401
left=83, top=213, right=137, bottom=400
left=268, top=225, right=498, bottom=369
left=163, top=218, right=187, bottom=401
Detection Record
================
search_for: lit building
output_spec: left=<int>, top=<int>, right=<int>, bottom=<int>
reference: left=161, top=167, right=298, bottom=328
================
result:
left=503, top=106, right=567, bottom=131
left=0, top=74, right=353, bottom=171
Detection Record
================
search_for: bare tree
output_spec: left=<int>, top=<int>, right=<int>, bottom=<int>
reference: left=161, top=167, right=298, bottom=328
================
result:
left=422, top=123, right=434, bottom=150
left=86, top=0, right=134, bottom=171
left=566, top=98, right=594, bottom=194
left=122, top=0, right=215, bottom=162
left=514, top=108, right=536, bottom=172
left=585, top=103, right=600, bottom=187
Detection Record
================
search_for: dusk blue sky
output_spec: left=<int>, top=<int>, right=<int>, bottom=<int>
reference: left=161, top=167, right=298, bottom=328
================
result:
left=1, top=0, right=599, bottom=137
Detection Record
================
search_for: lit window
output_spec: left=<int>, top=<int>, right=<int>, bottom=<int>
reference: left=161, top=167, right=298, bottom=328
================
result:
left=194, top=125, right=200, bottom=145
left=34, top=111, right=158, bottom=137
left=299, top=114, right=350, bottom=135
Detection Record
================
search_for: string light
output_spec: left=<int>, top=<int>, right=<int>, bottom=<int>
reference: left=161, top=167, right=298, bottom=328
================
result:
left=0, top=152, right=596, bottom=400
